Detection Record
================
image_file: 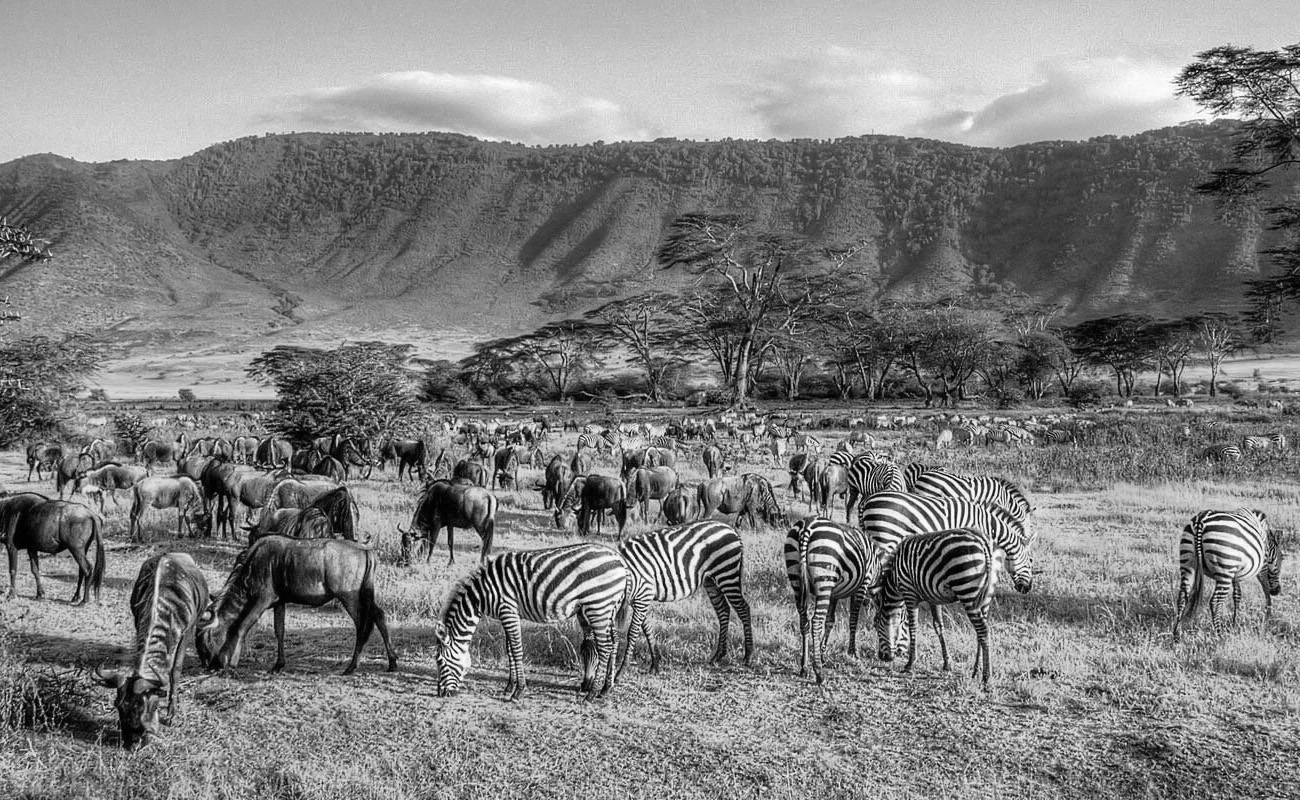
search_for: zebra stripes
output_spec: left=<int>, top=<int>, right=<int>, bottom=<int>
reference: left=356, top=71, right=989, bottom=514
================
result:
left=433, top=543, right=628, bottom=700
left=616, top=520, right=752, bottom=676
left=1173, top=509, right=1283, bottom=640
left=783, top=516, right=881, bottom=683
left=844, top=458, right=907, bottom=524
left=1241, top=435, right=1272, bottom=453
left=909, top=469, right=1033, bottom=524
left=1200, top=444, right=1243, bottom=462
left=857, top=491, right=1033, bottom=593
left=874, top=528, right=999, bottom=686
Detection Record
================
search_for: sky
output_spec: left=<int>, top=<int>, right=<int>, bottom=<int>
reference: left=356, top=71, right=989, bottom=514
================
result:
left=1, top=0, right=1293, bottom=164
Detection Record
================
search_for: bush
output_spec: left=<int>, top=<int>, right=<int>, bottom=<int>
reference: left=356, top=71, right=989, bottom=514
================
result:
left=1066, top=380, right=1109, bottom=409
left=112, top=412, right=149, bottom=456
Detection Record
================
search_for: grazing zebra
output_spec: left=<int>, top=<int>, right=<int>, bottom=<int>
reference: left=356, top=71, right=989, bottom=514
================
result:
left=1270, top=432, right=1288, bottom=450
left=616, top=521, right=753, bottom=676
left=433, top=543, right=628, bottom=701
left=1200, top=444, right=1243, bottom=463
left=844, top=457, right=907, bottom=524
left=1173, top=509, right=1283, bottom=640
left=874, top=528, right=999, bottom=687
left=783, top=516, right=881, bottom=684
left=857, top=491, right=1032, bottom=594
left=1241, top=435, right=1272, bottom=454
left=646, top=435, right=678, bottom=451
left=910, top=469, right=1033, bottom=525
left=576, top=432, right=610, bottom=454
left=1040, top=428, right=1075, bottom=446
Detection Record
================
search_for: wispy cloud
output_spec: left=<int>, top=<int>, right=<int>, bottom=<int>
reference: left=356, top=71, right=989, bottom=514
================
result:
left=261, top=71, right=653, bottom=144
left=746, top=48, right=1203, bottom=146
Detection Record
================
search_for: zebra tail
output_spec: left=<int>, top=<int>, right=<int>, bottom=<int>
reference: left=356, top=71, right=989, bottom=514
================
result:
left=1179, top=521, right=1206, bottom=626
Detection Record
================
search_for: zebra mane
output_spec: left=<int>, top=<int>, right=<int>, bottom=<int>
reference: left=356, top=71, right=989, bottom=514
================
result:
left=980, top=502, right=1025, bottom=537
left=439, top=565, right=488, bottom=627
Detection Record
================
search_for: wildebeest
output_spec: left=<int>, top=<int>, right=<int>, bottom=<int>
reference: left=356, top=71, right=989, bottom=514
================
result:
left=452, top=459, right=488, bottom=488
left=697, top=474, right=787, bottom=530
left=5, top=498, right=104, bottom=604
left=399, top=479, right=498, bottom=565
left=231, top=435, right=259, bottom=465
left=196, top=537, right=397, bottom=675
left=255, top=436, right=294, bottom=470
left=76, top=463, right=149, bottom=511
left=788, top=453, right=819, bottom=509
left=199, top=460, right=281, bottom=539
left=702, top=444, right=727, bottom=479
left=25, top=443, right=63, bottom=481
left=662, top=484, right=693, bottom=525
left=130, top=476, right=208, bottom=542
left=314, top=434, right=374, bottom=479
left=492, top=444, right=530, bottom=489
left=81, top=437, right=118, bottom=463
left=625, top=466, right=679, bottom=521
left=248, top=486, right=360, bottom=544
left=93, top=552, right=210, bottom=749
left=541, top=454, right=571, bottom=510
left=570, top=449, right=594, bottom=477
left=138, top=438, right=180, bottom=474
left=554, top=475, right=628, bottom=539
left=379, top=438, right=428, bottom=481
left=54, top=452, right=94, bottom=498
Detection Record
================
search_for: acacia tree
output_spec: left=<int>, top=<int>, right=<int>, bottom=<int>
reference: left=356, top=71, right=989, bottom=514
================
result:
left=0, top=334, right=98, bottom=445
left=1194, top=312, right=1245, bottom=396
left=1, top=219, right=53, bottom=325
left=1069, top=315, right=1155, bottom=397
left=1176, top=44, right=1300, bottom=331
left=247, top=341, right=422, bottom=441
left=1145, top=318, right=1198, bottom=396
left=585, top=293, right=686, bottom=403
left=469, top=320, right=598, bottom=401
left=656, top=213, right=865, bottom=405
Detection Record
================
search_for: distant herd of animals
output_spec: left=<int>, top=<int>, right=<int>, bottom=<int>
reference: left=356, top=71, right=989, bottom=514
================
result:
left=0, top=408, right=1288, bottom=750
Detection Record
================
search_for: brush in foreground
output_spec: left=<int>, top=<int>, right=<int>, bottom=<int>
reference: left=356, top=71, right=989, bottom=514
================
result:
left=94, top=552, right=210, bottom=750
left=874, top=528, right=1000, bottom=687
left=1173, top=508, right=1283, bottom=641
left=433, top=543, right=627, bottom=701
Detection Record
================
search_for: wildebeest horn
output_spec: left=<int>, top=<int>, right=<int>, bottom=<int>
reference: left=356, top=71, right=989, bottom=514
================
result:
left=92, top=663, right=124, bottom=688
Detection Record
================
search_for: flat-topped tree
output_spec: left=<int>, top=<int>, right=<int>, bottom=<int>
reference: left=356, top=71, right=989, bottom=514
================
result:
left=1, top=219, right=53, bottom=325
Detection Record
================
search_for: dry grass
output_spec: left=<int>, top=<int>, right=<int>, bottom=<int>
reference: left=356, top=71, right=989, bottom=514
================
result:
left=2, top=414, right=1299, bottom=800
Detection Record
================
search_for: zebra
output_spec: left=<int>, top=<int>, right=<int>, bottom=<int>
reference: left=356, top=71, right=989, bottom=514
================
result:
left=844, top=457, right=907, bottom=524
left=432, top=543, right=628, bottom=701
left=647, top=435, right=678, bottom=451
left=1270, top=432, right=1288, bottom=450
left=909, top=469, right=1033, bottom=525
left=1173, top=509, right=1283, bottom=640
left=1241, top=435, right=1272, bottom=455
left=616, top=520, right=753, bottom=676
left=873, top=528, right=999, bottom=687
left=903, top=462, right=929, bottom=491
left=576, top=432, right=607, bottom=454
left=857, top=491, right=1032, bottom=594
left=783, top=516, right=881, bottom=684
left=1040, top=428, right=1075, bottom=446
left=1200, top=444, right=1243, bottom=463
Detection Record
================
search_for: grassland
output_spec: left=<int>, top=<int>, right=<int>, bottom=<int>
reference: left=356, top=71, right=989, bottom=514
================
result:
left=2, top=410, right=1298, bottom=800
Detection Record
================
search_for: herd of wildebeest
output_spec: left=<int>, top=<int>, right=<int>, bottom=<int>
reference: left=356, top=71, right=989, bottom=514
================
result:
left=0, top=406, right=1288, bottom=750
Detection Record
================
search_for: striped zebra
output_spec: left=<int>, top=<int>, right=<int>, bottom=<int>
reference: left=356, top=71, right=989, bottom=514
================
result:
left=910, top=469, right=1033, bottom=525
left=844, top=457, right=907, bottom=524
left=1270, top=432, right=1288, bottom=450
left=616, top=520, right=752, bottom=676
left=857, top=491, right=1032, bottom=594
left=783, top=516, right=881, bottom=684
left=576, top=432, right=607, bottom=454
left=1173, top=509, right=1283, bottom=640
left=647, top=435, right=678, bottom=451
left=433, top=543, right=628, bottom=701
left=1040, top=428, right=1075, bottom=446
left=874, top=528, right=999, bottom=686
left=1200, top=444, right=1243, bottom=463
left=903, top=462, right=929, bottom=491
left=1241, top=435, right=1272, bottom=454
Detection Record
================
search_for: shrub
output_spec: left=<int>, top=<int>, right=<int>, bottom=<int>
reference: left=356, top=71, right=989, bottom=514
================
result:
left=1066, top=379, right=1109, bottom=409
left=112, top=412, right=149, bottom=455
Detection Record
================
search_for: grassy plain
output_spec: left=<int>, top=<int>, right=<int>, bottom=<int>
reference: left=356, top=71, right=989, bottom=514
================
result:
left=1, top=409, right=1298, bottom=800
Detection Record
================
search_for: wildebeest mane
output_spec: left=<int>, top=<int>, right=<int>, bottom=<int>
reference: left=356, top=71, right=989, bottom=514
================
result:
left=285, top=486, right=357, bottom=539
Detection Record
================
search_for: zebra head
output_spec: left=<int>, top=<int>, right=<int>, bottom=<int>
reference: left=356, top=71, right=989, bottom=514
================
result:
left=432, top=622, right=472, bottom=697
left=872, top=600, right=900, bottom=662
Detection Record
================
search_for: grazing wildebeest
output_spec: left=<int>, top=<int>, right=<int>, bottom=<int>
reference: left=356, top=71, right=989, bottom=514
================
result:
left=76, top=463, right=148, bottom=511
left=6, top=498, right=104, bottom=604
left=81, top=437, right=118, bottom=464
left=26, top=443, right=63, bottom=481
left=399, top=479, right=498, bottom=565
left=817, top=461, right=849, bottom=519
left=231, top=435, right=259, bottom=465
left=93, top=552, right=209, bottom=749
left=315, top=434, right=373, bottom=479
left=702, top=444, right=727, bottom=479
left=554, top=475, right=628, bottom=539
left=270, top=477, right=345, bottom=511
left=255, top=436, right=293, bottom=470
left=382, top=438, right=428, bottom=481
left=697, top=474, right=787, bottom=530
left=247, top=487, right=362, bottom=544
left=662, top=484, right=693, bottom=524
left=54, top=452, right=94, bottom=498
left=452, top=459, right=488, bottom=488
left=788, top=453, right=819, bottom=509
left=138, top=438, right=180, bottom=474
left=492, top=444, right=527, bottom=489
left=129, top=476, right=208, bottom=542
left=541, top=454, right=571, bottom=510
left=625, top=466, right=680, bottom=521
left=196, top=537, right=397, bottom=675
left=199, top=460, right=281, bottom=540
left=177, top=454, right=213, bottom=482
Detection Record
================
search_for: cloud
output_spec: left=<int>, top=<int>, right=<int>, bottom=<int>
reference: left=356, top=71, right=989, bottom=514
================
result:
left=262, top=71, right=653, bottom=144
left=747, top=48, right=1203, bottom=146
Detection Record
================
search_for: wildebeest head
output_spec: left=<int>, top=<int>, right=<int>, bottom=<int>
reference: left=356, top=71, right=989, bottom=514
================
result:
left=93, top=666, right=166, bottom=750
left=432, top=622, right=470, bottom=697
left=396, top=524, right=425, bottom=566
left=195, top=603, right=239, bottom=670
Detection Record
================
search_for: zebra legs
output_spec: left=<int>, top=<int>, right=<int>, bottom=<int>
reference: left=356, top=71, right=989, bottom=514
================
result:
left=929, top=604, right=951, bottom=672
left=1209, top=579, right=1234, bottom=635
left=705, top=581, right=732, bottom=664
left=705, top=578, right=753, bottom=666
left=500, top=609, right=526, bottom=701
left=577, top=609, right=616, bottom=700
left=614, top=591, right=656, bottom=679
left=965, top=607, right=991, bottom=687
left=903, top=604, right=920, bottom=673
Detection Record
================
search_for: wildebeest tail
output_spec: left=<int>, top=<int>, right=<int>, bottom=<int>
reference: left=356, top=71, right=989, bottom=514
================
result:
left=482, top=493, right=499, bottom=553
left=91, top=510, right=106, bottom=598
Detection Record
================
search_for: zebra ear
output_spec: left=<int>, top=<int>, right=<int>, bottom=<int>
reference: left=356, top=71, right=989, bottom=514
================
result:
left=1252, top=509, right=1268, bottom=523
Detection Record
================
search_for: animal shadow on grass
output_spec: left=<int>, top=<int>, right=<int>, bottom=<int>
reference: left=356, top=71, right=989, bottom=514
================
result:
left=1014, top=589, right=1167, bottom=631
left=12, top=629, right=131, bottom=669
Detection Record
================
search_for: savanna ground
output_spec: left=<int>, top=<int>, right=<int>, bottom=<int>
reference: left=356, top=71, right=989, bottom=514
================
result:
left=2, top=406, right=1299, bottom=800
